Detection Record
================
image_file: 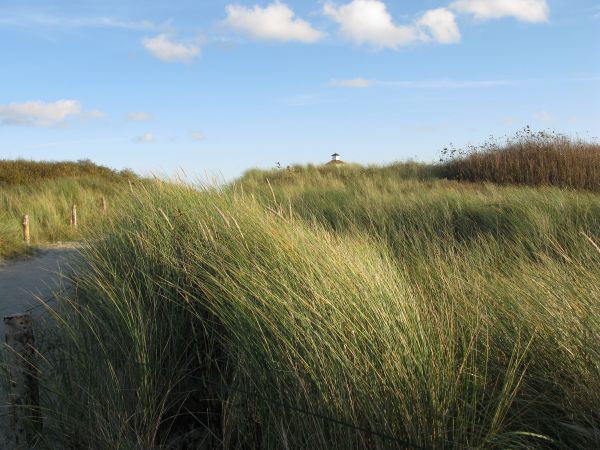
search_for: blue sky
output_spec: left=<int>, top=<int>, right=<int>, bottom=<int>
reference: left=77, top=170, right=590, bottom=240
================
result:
left=1, top=0, right=599, bottom=180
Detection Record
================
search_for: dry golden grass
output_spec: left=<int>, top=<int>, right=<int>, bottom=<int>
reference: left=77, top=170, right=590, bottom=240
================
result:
left=440, top=128, right=600, bottom=191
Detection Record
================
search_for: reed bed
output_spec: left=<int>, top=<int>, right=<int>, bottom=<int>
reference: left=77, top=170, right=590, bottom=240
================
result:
left=440, top=128, right=600, bottom=191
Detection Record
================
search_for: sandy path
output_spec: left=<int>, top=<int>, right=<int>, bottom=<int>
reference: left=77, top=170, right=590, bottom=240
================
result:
left=1, top=246, right=81, bottom=447
left=0, top=245, right=81, bottom=337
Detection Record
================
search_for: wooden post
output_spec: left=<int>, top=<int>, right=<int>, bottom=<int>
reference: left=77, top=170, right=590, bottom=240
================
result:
left=101, top=196, right=107, bottom=213
left=70, top=204, right=77, bottom=228
left=22, top=215, right=30, bottom=245
left=3, top=313, right=41, bottom=447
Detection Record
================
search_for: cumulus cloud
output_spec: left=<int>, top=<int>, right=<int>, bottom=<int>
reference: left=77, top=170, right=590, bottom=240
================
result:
left=323, top=0, right=418, bottom=48
left=417, top=8, right=461, bottom=44
left=142, top=34, right=201, bottom=63
left=128, top=111, right=153, bottom=121
left=137, top=132, right=155, bottom=143
left=224, top=2, right=324, bottom=43
left=0, top=99, right=103, bottom=127
left=451, top=0, right=549, bottom=23
left=329, top=78, right=374, bottom=88
left=323, top=1, right=460, bottom=48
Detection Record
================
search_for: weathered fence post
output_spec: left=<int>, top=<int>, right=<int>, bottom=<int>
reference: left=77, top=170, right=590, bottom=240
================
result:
left=70, top=204, right=77, bottom=228
left=101, top=196, right=107, bottom=213
left=22, top=215, right=30, bottom=245
left=3, top=313, right=41, bottom=448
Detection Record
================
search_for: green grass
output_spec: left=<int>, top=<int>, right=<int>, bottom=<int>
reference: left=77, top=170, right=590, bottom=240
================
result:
left=0, top=176, right=132, bottom=260
left=0, top=159, right=136, bottom=185
left=21, top=166, right=600, bottom=449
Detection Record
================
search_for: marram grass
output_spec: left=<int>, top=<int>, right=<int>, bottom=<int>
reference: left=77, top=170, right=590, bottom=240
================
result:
left=0, top=176, right=130, bottom=260
left=25, top=170, right=600, bottom=449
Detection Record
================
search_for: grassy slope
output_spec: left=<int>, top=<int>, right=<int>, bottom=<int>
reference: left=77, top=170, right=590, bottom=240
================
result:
left=31, top=165, right=600, bottom=449
left=0, top=160, right=135, bottom=260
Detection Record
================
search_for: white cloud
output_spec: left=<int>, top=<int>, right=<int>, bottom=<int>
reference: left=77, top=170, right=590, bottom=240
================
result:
left=0, top=13, right=167, bottom=31
left=83, top=110, right=106, bottom=119
left=323, top=0, right=418, bottom=48
left=417, top=8, right=461, bottom=44
left=142, top=34, right=201, bottom=63
left=323, top=1, right=460, bottom=48
left=330, top=78, right=516, bottom=88
left=533, top=110, right=553, bottom=122
left=128, top=112, right=153, bottom=121
left=329, top=78, right=374, bottom=88
left=137, top=132, right=155, bottom=143
left=451, top=0, right=549, bottom=23
left=190, top=131, right=205, bottom=141
left=0, top=99, right=104, bottom=127
left=224, top=2, right=324, bottom=43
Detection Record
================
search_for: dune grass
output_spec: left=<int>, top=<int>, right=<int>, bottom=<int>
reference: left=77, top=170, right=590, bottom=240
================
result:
left=22, top=167, right=600, bottom=449
left=0, top=177, right=126, bottom=260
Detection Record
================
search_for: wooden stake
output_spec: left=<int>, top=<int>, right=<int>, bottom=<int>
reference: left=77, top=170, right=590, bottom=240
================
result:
left=3, top=313, right=41, bottom=447
left=101, top=196, right=107, bottom=213
left=70, top=204, right=77, bottom=228
left=22, top=215, right=30, bottom=245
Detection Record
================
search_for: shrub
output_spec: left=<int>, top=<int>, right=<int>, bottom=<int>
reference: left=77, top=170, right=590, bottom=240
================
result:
left=0, top=159, right=136, bottom=185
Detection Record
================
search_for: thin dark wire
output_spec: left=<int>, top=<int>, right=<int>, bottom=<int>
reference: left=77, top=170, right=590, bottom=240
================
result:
left=190, top=375, right=431, bottom=450
left=11, top=279, right=444, bottom=450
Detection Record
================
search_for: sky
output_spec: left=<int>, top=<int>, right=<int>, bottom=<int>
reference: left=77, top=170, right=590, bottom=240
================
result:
left=0, top=0, right=599, bottom=180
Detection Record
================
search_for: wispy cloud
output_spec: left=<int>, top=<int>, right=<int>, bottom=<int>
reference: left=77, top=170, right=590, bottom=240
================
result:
left=128, top=112, right=153, bottom=121
left=22, top=137, right=129, bottom=151
left=142, top=34, right=201, bottom=63
left=137, top=132, right=156, bottom=143
left=189, top=131, right=205, bottom=142
left=533, top=110, right=553, bottom=122
left=329, top=78, right=374, bottom=88
left=0, top=13, right=168, bottom=31
left=329, top=78, right=517, bottom=89
left=0, top=100, right=104, bottom=127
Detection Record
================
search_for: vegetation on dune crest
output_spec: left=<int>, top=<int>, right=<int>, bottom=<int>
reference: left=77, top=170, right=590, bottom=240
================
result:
left=0, top=159, right=136, bottom=185
left=2, top=132, right=600, bottom=448
left=25, top=173, right=600, bottom=449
